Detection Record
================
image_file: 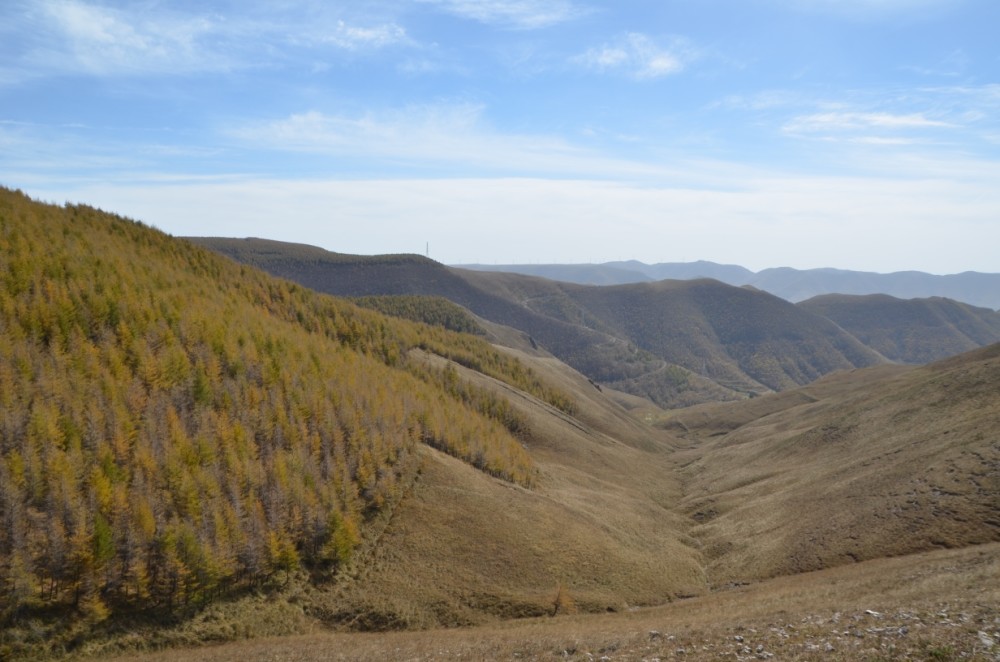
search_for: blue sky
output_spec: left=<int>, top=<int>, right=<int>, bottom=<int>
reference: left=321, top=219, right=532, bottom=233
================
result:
left=2, top=0, right=998, bottom=272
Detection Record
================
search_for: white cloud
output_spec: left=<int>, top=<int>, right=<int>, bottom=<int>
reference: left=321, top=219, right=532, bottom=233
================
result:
left=575, top=33, right=690, bottom=80
left=324, top=20, right=409, bottom=50
left=6, top=1, right=413, bottom=81
left=35, top=0, right=226, bottom=75
left=785, top=111, right=953, bottom=133
left=416, top=0, right=584, bottom=29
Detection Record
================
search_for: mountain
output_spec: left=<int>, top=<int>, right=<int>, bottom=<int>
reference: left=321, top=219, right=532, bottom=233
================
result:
left=606, top=260, right=756, bottom=284
left=459, top=261, right=1000, bottom=310
left=450, top=262, right=655, bottom=286
left=192, top=238, right=886, bottom=408
left=459, top=269, right=885, bottom=402
left=751, top=266, right=1000, bottom=308
left=799, top=293, right=1000, bottom=364
left=455, top=260, right=754, bottom=287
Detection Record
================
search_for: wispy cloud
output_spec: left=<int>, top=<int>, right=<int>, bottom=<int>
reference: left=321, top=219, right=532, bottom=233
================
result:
left=0, top=118, right=227, bottom=188
left=785, top=111, right=954, bottom=134
left=228, top=104, right=668, bottom=178
left=323, top=20, right=410, bottom=50
left=922, top=83, right=1000, bottom=108
left=575, top=33, right=693, bottom=80
left=415, top=0, right=584, bottom=29
left=4, top=0, right=413, bottom=82
left=34, top=0, right=228, bottom=76
left=780, top=108, right=963, bottom=147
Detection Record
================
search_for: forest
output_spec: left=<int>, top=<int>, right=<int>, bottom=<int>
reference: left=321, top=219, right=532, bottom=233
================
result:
left=0, top=187, right=570, bottom=630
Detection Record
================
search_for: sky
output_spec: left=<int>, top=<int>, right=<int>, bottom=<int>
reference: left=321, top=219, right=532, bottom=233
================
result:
left=1, top=0, right=999, bottom=273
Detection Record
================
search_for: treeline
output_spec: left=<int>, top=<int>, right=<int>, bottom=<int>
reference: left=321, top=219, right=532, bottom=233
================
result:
left=0, top=189, right=561, bottom=628
left=351, top=295, right=485, bottom=336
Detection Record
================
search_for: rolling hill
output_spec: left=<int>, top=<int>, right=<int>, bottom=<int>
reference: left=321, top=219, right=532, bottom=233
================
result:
left=191, top=238, right=887, bottom=408
left=798, top=293, right=1000, bottom=364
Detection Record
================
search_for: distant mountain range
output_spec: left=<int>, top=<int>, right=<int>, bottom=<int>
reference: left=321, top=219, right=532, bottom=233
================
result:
left=190, top=238, right=1000, bottom=408
left=457, top=261, right=1000, bottom=310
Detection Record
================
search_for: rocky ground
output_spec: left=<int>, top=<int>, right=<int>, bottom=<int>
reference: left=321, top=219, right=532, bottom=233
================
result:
left=577, top=605, right=999, bottom=661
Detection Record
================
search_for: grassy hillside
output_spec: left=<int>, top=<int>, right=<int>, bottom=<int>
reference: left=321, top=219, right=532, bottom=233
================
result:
left=563, top=278, right=884, bottom=394
left=310, top=347, right=705, bottom=633
left=667, top=343, right=1000, bottom=584
left=189, top=237, right=480, bottom=301
left=799, top=293, right=1000, bottom=364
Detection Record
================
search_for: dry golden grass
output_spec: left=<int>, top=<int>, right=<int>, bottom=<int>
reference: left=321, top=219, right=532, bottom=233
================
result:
left=99, top=542, right=1000, bottom=661
left=672, top=346, right=1000, bottom=585
left=305, top=347, right=706, bottom=630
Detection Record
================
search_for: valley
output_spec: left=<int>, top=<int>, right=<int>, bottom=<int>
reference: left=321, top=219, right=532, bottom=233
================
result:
left=1, top=189, right=997, bottom=661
